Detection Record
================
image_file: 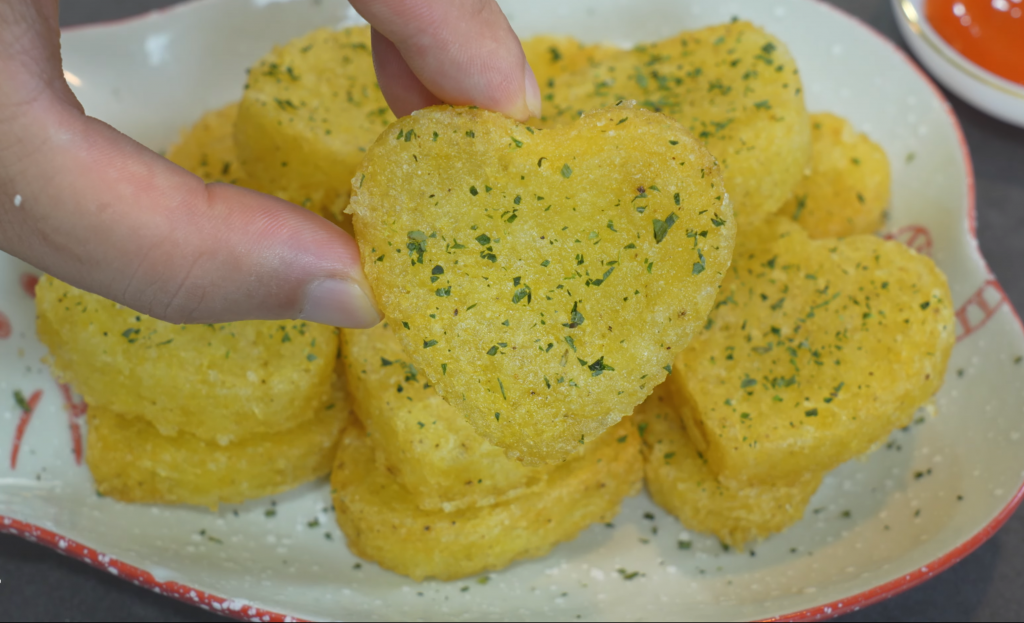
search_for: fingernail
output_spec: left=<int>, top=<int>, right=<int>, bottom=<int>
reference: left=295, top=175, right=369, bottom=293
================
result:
left=524, top=61, right=542, bottom=119
left=300, top=278, right=381, bottom=328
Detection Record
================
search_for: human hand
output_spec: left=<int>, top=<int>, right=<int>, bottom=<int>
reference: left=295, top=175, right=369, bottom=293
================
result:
left=0, top=0, right=540, bottom=327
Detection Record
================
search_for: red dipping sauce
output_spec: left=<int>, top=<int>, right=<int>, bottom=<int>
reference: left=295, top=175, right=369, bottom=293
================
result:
left=925, top=0, right=1024, bottom=85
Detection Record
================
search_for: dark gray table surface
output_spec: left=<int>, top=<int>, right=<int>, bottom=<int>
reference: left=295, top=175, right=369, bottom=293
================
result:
left=2, top=1, right=1023, bottom=620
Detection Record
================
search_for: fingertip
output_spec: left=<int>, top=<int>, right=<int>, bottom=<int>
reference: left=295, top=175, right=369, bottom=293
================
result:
left=523, top=59, right=543, bottom=121
left=300, top=277, right=382, bottom=328
left=355, top=0, right=531, bottom=121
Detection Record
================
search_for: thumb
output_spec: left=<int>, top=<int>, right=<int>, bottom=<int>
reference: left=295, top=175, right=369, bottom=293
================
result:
left=350, top=0, right=542, bottom=121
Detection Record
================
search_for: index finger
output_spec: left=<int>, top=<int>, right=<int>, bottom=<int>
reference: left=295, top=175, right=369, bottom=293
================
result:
left=350, top=0, right=541, bottom=120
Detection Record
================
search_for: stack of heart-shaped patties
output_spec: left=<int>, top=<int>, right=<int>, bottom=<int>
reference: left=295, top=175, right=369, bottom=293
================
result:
left=636, top=217, right=955, bottom=548
left=334, top=323, right=643, bottom=580
left=34, top=104, right=350, bottom=510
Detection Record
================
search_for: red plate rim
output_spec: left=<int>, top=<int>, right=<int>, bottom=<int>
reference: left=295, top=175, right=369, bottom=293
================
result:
left=8, top=1, right=1017, bottom=621
left=0, top=516, right=297, bottom=621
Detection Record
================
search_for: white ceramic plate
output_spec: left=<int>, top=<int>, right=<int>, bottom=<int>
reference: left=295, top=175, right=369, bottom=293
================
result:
left=3, top=1, right=1023, bottom=620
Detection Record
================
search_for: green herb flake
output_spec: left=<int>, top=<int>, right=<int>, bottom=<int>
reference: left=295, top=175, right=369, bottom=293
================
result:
left=692, top=249, right=706, bottom=275
left=805, top=408, right=819, bottom=417
left=617, top=568, right=641, bottom=580
left=561, top=164, right=573, bottom=178
left=13, top=390, right=30, bottom=413
left=406, top=230, right=428, bottom=264
left=588, top=356, right=615, bottom=377
left=653, top=213, right=679, bottom=243
left=423, top=340, right=438, bottom=349
left=562, top=301, right=585, bottom=329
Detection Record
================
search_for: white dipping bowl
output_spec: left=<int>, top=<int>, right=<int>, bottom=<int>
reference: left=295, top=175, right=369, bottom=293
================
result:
left=892, top=0, right=1024, bottom=128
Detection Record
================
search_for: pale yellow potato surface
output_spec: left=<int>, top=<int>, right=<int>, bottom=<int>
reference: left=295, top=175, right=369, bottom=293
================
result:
left=331, top=418, right=641, bottom=581
left=350, top=103, right=736, bottom=464
left=672, top=217, right=955, bottom=487
left=167, top=100, right=350, bottom=226
left=235, top=26, right=389, bottom=225
left=521, top=34, right=623, bottom=102
left=779, top=112, right=891, bottom=238
left=165, top=102, right=259, bottom=188
left=636, top=384, right=822, bottom=548
left=36, top=276, right=338, bottom=443
left=342, top=322, right=551, bottom=511
left=541, top=21, right=811, bottom=222
left=87, top=374, right=349, bottom=509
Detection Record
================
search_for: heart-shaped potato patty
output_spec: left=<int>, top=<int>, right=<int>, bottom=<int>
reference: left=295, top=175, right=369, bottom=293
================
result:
left=349, top=103, right=736, bottom=463
left=537, top=21, right=811, bottom=224
left=670, top=217, right=955, bottom=487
